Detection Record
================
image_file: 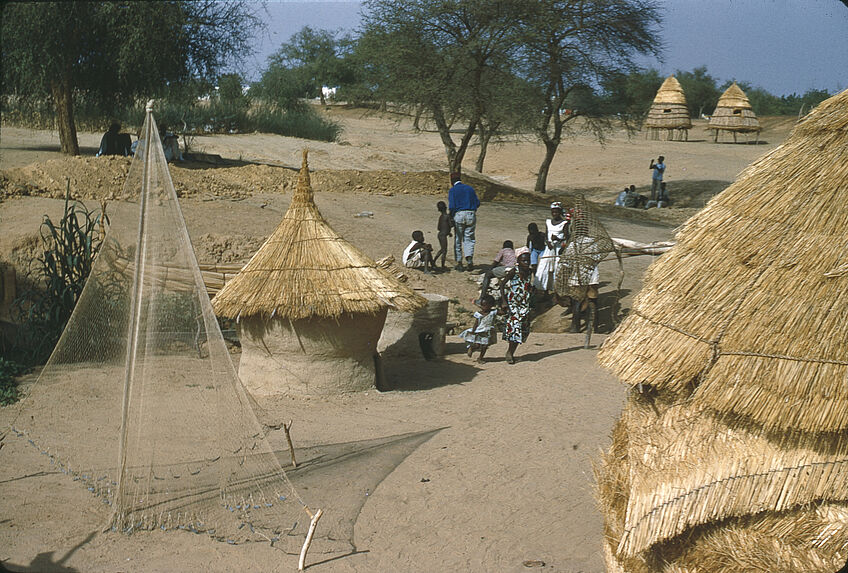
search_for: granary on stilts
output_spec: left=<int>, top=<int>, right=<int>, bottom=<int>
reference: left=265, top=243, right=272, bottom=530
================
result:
left=708, top=81, right=761, bottom=143
left=212, top=150, right=425, bottom=396
left=642, top=75, right=692, bottom=141
left=596, top=89, right=848, bottom=572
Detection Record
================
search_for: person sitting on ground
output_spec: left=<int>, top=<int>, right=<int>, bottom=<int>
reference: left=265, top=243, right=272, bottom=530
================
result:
left=614, top=187, right=628, bottom=206
left=433, top=201, right=452, bottom=270
left=459, top=294, right=498, bottom=363
left=96, top=122, right=133, bottom=157
left=402, top=230, right=437, bottom=273
left=159, top=122, right=183, bottom=162
left=526, top=223, right=546, bottom=272
left=624, top=184, right=647, bottom=209
left=500, top=247, right=534, bottom=364
left=477, top=240, right=517, bottom=302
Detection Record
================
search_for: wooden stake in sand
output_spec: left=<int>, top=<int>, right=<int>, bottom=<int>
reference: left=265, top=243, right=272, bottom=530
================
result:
left=298, top=507, right=324, bottom=571
left=283, top=420, right=297, bottom=468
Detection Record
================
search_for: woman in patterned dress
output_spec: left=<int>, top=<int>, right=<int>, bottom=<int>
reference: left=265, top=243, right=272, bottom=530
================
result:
left=499, top=248, right=535, bottom=364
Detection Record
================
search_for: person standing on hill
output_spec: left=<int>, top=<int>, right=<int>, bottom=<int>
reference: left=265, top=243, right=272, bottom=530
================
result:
left=448, top=172, right=480, bottom=271
left=649, top=155, right=665, bottom=201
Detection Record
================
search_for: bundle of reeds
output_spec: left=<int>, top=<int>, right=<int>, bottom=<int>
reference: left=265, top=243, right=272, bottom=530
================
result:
left=212, top=150, right=426, bottom=320
left=643, top=76, right=692, bottom=140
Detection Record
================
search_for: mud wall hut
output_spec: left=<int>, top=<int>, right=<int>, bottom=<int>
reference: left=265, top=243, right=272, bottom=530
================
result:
left=212, top=150, right=425, bottom=396
left=642, top=75, right=692, bottom=141
left=596, top=89, right=848, bottom=572
left=708, top=81, right=761, bottom=143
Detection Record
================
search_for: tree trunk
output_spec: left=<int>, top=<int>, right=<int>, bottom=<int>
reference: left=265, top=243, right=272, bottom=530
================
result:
left=534, top=139, right=559, bottom=193
left=412, top=105, right=423, bottom=132
left=51, top=76, right=79, bottom=156
left=475, top=125, right=493, bottom=173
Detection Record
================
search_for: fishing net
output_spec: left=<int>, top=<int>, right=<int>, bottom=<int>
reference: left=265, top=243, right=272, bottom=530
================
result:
left=3, top=104, right=383, bottom=555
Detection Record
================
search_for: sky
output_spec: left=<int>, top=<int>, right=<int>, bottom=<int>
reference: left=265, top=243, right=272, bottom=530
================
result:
left=243, top=0, right=848, bottom=96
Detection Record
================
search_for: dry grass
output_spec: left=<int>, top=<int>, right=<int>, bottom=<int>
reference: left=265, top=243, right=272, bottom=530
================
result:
left=212, top=150, right=426, bottom=320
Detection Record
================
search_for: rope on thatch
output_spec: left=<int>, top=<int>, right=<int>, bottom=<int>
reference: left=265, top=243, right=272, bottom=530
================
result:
left=599, top=88, right=848, bottom=433
left=211, top=149, right=426, bottom=320
left=611, top=398, right=848, bottom=558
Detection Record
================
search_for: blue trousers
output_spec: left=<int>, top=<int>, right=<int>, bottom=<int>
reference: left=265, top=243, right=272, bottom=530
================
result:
left=453, top=210, right=477, bottom=262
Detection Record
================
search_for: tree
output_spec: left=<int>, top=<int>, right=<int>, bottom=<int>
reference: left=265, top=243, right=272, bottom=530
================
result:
left=520, top=0, right=662, bottom=192
left=1, top=1, right=260, bottom=155
left=601, top=68, right=665, bottom=121
left=361, top=0, right=529, bottom=174
left=674, top=66, right=720, bottom=118
left=267, top=26, right=355, bottom=105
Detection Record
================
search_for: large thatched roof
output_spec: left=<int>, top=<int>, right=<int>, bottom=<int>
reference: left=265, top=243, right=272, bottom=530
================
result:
left=599, top=88, right=848, bottom=433
left=601, top=399, right=848, bottom=558
left=212, top=150, right=426, bottom=320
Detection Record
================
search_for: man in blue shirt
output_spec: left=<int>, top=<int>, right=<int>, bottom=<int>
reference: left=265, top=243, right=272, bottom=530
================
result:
left=448, top=172, right=480, bottom=271
left=649, top=155, right=665, bottom=201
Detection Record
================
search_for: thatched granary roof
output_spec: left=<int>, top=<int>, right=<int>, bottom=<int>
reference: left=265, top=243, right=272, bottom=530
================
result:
left=643, top=76, right=692, bottom=130
left=652, top=75, right=687, bottom=106
left=708, top=82, right=760, bottom=132
left=598, top=88, right=848, bottom=433
left=212, top=150, right=426, bottom=320
left=601, top=399, right=848, bottom=558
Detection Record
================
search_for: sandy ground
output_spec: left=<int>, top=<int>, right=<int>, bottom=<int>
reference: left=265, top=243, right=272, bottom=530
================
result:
left=0, top=107, right=794, bottom=572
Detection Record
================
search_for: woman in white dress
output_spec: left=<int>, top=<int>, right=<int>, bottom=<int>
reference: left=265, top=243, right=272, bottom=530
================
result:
left=534, top=202, right=568, bottom=293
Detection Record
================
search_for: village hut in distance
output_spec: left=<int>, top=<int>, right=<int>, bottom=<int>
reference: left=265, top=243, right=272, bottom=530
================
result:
left=642, top=75, right=692, bottom=141
left=708, top=81, right=761, bottom=143
left=212, top=150, right=425, bottom=396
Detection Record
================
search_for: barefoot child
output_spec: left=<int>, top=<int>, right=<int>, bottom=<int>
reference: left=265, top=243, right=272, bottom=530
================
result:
left=433, top=201, right=452, bottom=269
left=459, top=294, right=498, bottom=363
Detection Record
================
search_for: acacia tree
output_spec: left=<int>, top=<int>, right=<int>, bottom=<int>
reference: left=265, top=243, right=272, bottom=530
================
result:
left=521, top=0, right=661, bottom=192
left=267, top=26, right=354, bottom=105
left=361, top=0, right=528, bottom=174
left=1, top=1, right=260, bottom=155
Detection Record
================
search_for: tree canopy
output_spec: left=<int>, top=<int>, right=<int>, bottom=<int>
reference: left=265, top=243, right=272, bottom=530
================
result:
left=1, top=1, right=261, bottom=154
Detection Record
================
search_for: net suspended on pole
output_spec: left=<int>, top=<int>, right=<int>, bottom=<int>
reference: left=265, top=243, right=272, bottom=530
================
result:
left=5, top=102, right=327, bottom=552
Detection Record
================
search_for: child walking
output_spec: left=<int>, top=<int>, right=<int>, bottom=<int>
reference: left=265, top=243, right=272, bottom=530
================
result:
left=459, top=294, right=498, bottom=363
left=433, top=201, right=452, bottom=270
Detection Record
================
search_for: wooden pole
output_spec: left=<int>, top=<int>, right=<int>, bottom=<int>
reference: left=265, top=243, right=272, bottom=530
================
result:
left=298, top=508, right=324, bottom=571
left=283, top=420, right=297, bottom=468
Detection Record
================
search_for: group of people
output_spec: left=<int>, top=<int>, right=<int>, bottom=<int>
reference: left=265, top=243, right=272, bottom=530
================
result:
left=614, top=155, right=671, bottom=209
left=402, top=172, right=604, bottom=365
left=96, top=121, right=183, bottom=162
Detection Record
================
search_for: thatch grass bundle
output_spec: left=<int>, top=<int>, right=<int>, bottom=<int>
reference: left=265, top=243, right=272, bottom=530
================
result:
left=599, top=88, right=848, bottom=433
left=605, top=397, right=848, bottom=557
left=709, top=82, right=760, bottom=133
left=643, top=76, right=692, bottom=132
left=212, top=150, right=426, bottom=320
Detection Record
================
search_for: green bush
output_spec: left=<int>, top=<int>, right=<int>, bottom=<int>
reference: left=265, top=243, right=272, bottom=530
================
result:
left=0, top=357, right=27, bottom=406
left=12, top=182, right=106, bottom=364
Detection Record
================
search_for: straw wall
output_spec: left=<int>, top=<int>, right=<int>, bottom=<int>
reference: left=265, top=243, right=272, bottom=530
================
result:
left=709, top=107, right=760, bottom=132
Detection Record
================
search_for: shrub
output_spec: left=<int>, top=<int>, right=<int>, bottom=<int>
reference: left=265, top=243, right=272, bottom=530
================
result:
left=0, top=357, right=27, bottom=406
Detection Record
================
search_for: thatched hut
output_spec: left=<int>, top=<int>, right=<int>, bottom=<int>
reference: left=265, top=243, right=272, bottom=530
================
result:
left=597, top=89, right=848, bottom=571
left=212, top=150, right=425, bottom=396
left=643, top=76, right=692, bottom=141
left=708, top=82, right=761, bottom=143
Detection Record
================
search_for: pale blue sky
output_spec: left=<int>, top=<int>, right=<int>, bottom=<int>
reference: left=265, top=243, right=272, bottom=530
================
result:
left=244, top=0, right=848, bottom=96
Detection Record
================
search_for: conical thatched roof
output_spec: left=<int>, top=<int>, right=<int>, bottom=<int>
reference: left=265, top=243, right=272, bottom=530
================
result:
left=709, top=82, right=759, bottom=132
left=643, top=76, right=692, bottom=132
left=653, top=75, right=687, bottom=106
left=212, top=150, right=426, bottom=320
left=715, top=81, right=753, bottom=109
left=599, top=89, right=848, bottom=433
